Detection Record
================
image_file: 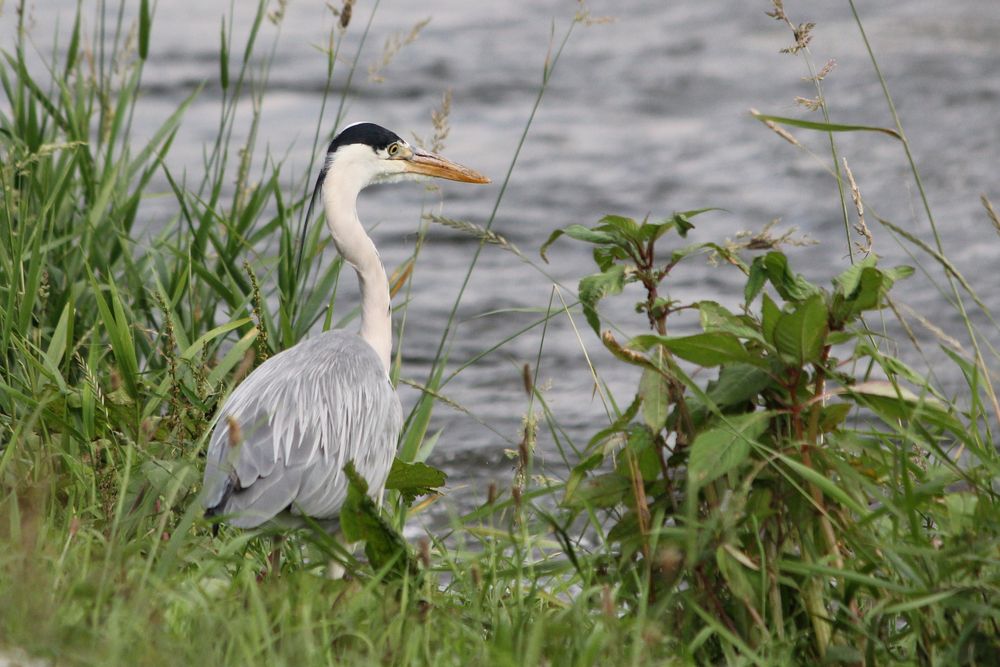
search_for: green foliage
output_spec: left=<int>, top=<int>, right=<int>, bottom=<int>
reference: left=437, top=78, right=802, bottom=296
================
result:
left=541, top=212, right=710, bottom=335
left=384, top=458, right=448, bottom=505
left=341, top=462, right=415, bottom=576
left=687, top=412, right=769, bottom=487
left=542, top=207, right=999, bottom=663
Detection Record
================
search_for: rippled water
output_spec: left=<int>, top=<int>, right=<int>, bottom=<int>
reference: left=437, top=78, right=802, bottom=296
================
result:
left=8, top=1, right=999, bottom=502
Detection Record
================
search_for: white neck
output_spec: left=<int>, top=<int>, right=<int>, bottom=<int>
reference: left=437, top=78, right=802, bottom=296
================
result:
left=322, top=162, right=392, bottom=373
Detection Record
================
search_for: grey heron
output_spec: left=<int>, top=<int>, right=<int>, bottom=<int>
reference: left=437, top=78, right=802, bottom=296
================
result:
left=202, top=122, right=489, bottom=533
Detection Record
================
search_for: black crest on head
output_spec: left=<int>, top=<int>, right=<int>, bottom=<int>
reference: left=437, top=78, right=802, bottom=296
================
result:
left=326, top=122, right=403, bottom=155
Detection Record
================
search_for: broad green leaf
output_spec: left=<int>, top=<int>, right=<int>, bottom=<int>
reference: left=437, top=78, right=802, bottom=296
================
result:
left=579, top=264, right=626, bottom=335
left=708, top=364, right=773, bottom=407
left=845, top=267, right=884, bottom=313
left=760, top=293, right=780, bottom=345
left=846, top=381, right=964, bottom=435
left=833, top=254, right=878, bottom=297
left=698, top=301, right=766, bottom=343
left=846, top=380, right=932, bottom=403
left=688, top=412, right=769, bottom=487
left=614, top=425, right=660, bottom=482
left=826, top=331, right=855, bottom=346
left=539, top=224, right=616, bottom=262
left=773, top=294, right=827, bottom=366
left=384, top=458, right=447, bottom=505
left=817, top=402, right=852, bottom=433
left=670, top=211, right=697, bottom=236
left=883, top=264, right=914, bottom=282
left=595, top=214, right=639, bottom=241
left=636, top=220, right=675, bottom=244
left=639, top=362, right=670, bottom=430
left=760, top=252, right=820, bottom=302
left=593, top=244, right=628, bottom=272
left=633, top=332, right=754, bottom=367
left=562, top=471, right=630, bottom=508
left=341, top=461, right=414, bottom=576
left=745, top=257, right=767, bottom=304
left=833, top=262, right=912, bottom=324
left=663, top=208, right=717, bottom=239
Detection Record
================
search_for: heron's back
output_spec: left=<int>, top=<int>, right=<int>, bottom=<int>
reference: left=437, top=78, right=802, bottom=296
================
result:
left=202, top=330, right=402, bottom=528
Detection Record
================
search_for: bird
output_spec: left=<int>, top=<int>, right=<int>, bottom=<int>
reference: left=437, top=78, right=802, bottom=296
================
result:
left=201, top=122, right=489, bottom=533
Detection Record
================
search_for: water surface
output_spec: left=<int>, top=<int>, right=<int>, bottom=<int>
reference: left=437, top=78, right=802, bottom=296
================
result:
left=7, top=1, right=999, bottom=509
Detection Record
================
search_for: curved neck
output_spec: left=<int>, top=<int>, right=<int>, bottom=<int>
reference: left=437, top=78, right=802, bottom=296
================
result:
left=322, top=169, right=392, bottom=373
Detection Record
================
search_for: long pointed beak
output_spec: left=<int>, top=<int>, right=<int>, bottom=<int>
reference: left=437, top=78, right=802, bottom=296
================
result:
left=402, top=149, right=490, bottom=184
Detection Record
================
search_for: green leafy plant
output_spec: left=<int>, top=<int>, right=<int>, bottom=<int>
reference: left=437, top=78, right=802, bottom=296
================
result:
left=545, top=213, right=994, bottom=662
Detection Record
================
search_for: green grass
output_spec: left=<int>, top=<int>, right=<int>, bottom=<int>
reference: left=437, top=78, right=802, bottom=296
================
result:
left=2, top=2, right=999, bottom=665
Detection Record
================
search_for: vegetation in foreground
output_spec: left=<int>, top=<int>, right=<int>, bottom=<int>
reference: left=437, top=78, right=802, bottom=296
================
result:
left=1, top=1, right=998, bottom=665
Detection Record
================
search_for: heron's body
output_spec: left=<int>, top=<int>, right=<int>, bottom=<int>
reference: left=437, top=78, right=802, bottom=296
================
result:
left=202, top=331, right=401, bottom=528
left=201, top=122, right=488, bottom=530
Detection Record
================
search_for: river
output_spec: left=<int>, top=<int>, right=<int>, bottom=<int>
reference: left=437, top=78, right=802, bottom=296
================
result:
left=6, top=0, right=999, bottom=511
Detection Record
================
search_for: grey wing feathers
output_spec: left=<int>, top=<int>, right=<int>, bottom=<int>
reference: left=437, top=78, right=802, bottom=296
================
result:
left=202, top=330, right=402, bottom=528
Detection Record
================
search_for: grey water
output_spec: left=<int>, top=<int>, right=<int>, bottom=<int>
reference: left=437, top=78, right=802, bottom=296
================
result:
left=7, top=1, right=999, bottom=513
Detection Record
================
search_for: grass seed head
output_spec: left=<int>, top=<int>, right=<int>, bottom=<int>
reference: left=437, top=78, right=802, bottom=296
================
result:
left=843, top=157, right=872, bottom=255
left=339, top=0, right=354, bottom=29
left=981, top=194, right=1000, bottom=235
left=418, top=537, right=431, bottom=570
left=601, top=584, right=615, bottom=618
left=267, top=0, right=288, bottom=25
left=522, top=363, right=533, bottom=396
left=226, top=415, right=242, bottom=448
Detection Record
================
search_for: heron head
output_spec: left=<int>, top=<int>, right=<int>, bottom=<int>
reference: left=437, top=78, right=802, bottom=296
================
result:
left=322, top=122, right=490, bottom=188
left=296, top=122, right=489, bottom=278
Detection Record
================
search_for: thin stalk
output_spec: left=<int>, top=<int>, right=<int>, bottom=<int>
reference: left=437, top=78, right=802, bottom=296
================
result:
left=423, top=18, right=581, bottom=386
left=294, top=0, right=380, bottom=308
left=848, top=0, right=1000, bottom=427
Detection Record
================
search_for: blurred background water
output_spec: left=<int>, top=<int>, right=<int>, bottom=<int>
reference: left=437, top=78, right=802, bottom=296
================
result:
left=5, top=1, right=999, bottom=509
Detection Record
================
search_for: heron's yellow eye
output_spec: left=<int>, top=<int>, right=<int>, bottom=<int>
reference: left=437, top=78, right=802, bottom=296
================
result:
left=387, top=143, right=400, bottom=156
